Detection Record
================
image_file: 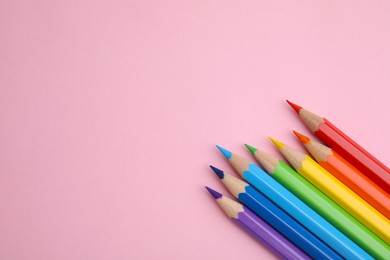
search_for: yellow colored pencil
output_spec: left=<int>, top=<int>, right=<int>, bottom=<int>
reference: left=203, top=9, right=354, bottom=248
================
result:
left=270, top=137, right=390, bottom=245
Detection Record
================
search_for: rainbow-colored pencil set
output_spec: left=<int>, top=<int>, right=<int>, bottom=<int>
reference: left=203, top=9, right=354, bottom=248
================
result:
left=206, top=101, right=390, bottom=259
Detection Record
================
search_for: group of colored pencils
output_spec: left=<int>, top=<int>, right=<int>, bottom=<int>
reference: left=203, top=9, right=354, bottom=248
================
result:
left=206, top=101, right=390, bottom=259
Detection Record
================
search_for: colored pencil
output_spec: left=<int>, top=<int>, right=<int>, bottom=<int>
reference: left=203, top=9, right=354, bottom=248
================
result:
left=245, top=144, right=390, bottom=259
left=286, top=100, right=390, bottom=192
left=216, top=145, right=372, bottom=260
left=270, top=138, right=390, bottom=245
left=294, top=131, right=390, bottom=220
left=209, top=166, right=342, bottom=260
left=205, top=187, right=310, bottom=260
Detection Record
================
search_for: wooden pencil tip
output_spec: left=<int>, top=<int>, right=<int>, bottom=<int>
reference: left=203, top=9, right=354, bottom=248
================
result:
left=205, top=186, right=222, bottom=199
left=269, top=137, right=285, bottom=149
left=209, top=165, right=225, bottom=179
left=293, top=130, right=311, bottom=144
left=216, top=145, right=232, bottom=159
left=244, top=144, right=258, bottom=155
left=286, top=100, right=302, bottom=114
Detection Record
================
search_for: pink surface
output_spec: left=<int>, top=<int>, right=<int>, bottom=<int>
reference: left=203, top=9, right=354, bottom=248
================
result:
left=1, top=1, right=389, bottom=259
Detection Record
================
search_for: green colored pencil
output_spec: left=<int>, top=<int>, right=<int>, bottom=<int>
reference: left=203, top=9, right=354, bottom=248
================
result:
left=245, top=144, right=390, bottom=259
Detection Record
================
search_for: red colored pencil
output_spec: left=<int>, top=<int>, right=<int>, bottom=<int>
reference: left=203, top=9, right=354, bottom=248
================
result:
left=287, top=100, right=390, bottom=193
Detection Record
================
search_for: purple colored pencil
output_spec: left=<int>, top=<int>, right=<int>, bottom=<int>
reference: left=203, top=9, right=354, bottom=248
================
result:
left=206, top=187, right=310, bottom=260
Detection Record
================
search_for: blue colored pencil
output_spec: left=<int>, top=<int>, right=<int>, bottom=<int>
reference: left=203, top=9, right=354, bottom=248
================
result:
left=209, top=165, right=342, bottom=260
left=216, top=145, right=373, bottom=260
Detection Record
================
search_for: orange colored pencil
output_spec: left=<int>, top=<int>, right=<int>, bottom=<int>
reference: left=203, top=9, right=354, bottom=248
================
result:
left=294, top=131, right=390, bottom=220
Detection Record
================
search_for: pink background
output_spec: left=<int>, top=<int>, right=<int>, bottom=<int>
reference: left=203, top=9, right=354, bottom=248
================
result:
left=1, top=1, right=389, bottom=259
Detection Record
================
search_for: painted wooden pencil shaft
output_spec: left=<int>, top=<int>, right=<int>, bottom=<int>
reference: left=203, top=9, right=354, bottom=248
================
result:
left=206, top=187, right=309, bottom=260
left=287, top=100, right=390, bottom=192
left=246, top=145, right=390, bottom=259
left=216, top=145, right=373, bottom=260
left=210, top=166, right=341, bottom=260
left=272, top=139, right=390, bottom=245
left=294, top=131, right=390, bottom=220
left=317, top=120, right=390, bottom=191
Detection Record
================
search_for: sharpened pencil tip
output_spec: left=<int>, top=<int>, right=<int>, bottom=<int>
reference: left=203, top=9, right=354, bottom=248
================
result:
left=269, top=137, right=285, bottom=149
left=286, top=100, right=302, bottom=114
left=293, top=130, right=311, bottom=144
left=209, top=165, right=224, bottom=179
left=244, top=144, right=258, bottom=155
left=216, top=145, right=232, bottom=159
left=205, top=186, right=222, bottom=199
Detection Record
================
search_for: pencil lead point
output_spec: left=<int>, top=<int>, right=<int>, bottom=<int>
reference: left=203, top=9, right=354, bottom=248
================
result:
left=216, top=145, right=232, bottom=159
left=209, top=165, right=224, bottom=179
left=286, top=100, right=302, bottom=114
left=293, top=130, right=311, bottom=144
left=269, top=137, right=285, bottom=149
left=244, top=144, right=258, bottom=155
left=205, top=186, right=222, bottom=199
